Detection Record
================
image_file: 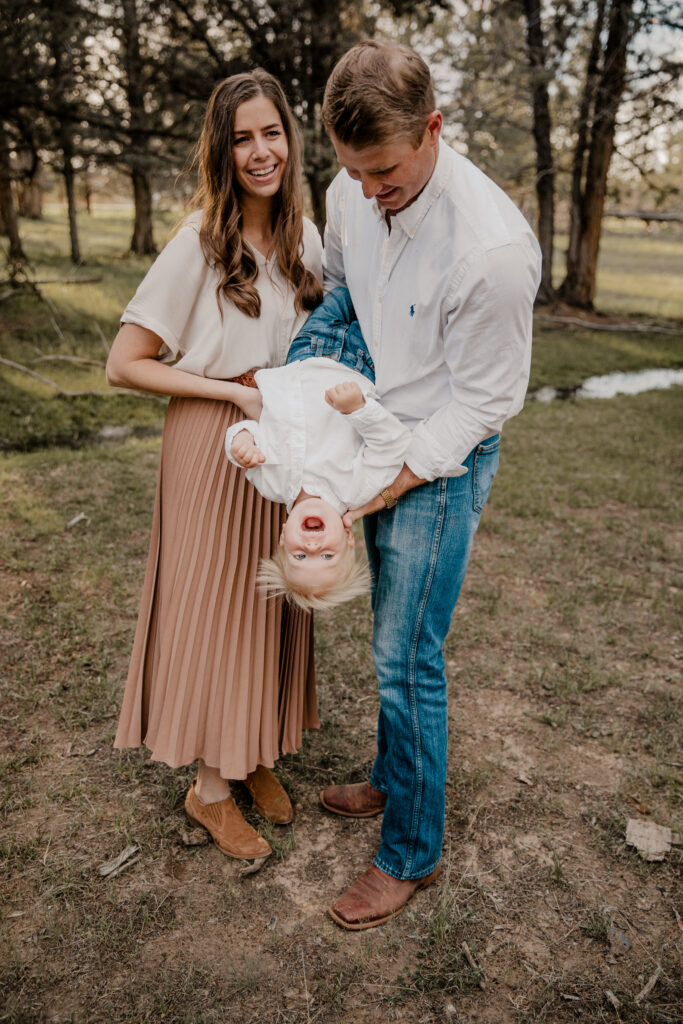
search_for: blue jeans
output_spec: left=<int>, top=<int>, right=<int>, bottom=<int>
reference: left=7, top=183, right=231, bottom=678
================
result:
left=286, top=287, right=375, bottom=384
left=363, top=434, right=500, bottom=879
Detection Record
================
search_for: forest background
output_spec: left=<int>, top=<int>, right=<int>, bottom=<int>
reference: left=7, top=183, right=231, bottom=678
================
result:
left=0, top=0, right=681, bottom=305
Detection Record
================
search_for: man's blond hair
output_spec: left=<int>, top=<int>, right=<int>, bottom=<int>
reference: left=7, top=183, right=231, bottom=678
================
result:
left=322, top=40, right=435, bottom=149
left=257, top=546, right=370, bottom=612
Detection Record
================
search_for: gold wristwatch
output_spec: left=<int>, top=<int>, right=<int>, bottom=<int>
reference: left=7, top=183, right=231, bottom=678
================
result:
left=380, top=488, right=397, bottom=509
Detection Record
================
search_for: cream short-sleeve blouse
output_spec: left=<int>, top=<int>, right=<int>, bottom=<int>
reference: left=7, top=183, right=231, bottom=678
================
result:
left=120, top=211, right=323, bottom=380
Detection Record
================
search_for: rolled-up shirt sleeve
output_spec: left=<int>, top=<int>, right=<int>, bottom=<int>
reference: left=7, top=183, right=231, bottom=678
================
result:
left=405, top=240, right=539, bottom=481
left=224, top=419, right=261, bottom=465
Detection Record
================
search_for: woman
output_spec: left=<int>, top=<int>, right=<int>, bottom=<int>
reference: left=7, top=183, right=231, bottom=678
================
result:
left=107, top=70, right=323, bottom=860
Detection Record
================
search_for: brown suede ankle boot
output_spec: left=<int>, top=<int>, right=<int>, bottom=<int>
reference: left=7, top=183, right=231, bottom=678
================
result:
left=185, top=783, right=271, bottom=860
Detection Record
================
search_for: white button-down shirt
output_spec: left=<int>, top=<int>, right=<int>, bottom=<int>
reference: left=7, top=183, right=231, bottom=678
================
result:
left=323, top=140, right=541, bottom=480
left=224, top=358, right=410, bottom=513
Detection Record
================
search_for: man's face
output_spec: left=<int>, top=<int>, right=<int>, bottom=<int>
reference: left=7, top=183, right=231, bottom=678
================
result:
left=330, top=112, right=442, bottom=213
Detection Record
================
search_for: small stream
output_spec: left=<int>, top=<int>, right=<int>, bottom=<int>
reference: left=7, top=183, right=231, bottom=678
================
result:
left=530, top=367, right=683, bottom=403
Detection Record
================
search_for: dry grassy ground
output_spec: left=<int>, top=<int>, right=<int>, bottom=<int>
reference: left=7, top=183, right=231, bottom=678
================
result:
left=1, top=215, right=681, bottom=1022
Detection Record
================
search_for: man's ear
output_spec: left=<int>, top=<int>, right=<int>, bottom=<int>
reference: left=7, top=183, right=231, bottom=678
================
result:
left=345, top=528, right=355, bottom=548
left=279, top=525, right=286, bottom=546
left=426, top=110, right=442, bottom=144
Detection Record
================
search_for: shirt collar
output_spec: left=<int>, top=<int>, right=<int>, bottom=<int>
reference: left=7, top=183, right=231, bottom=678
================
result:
left=371, top=138, right=448, bottom=238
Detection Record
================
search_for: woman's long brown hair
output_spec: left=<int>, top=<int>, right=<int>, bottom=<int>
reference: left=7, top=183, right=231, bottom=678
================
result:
left=191, top=70, right=322, bottom=318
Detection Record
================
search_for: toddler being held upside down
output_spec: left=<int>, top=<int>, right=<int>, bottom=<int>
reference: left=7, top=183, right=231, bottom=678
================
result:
left=225, top=287, right=410, bottom=610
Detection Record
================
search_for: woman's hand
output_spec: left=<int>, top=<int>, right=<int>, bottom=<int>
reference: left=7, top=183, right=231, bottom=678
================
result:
left=234, top=385, right=263, bottom=422
left=230, top=429, right=265, bottom=469
left=342, top=464, right=426, bottom=527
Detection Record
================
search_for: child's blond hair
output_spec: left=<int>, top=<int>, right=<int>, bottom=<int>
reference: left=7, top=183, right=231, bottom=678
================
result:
left=257, top=546, right=370, bottom=612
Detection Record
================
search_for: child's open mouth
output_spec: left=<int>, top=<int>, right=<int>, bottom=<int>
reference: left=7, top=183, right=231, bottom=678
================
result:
left=302, top=516, right=324, bottom=531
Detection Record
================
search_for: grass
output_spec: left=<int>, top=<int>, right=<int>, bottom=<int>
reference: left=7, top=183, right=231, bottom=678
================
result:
left=553, top=220, right=683, bottom=320
left=1, top=207, right=177, bottom=452
left=1, top=211, right=682, bottom=1022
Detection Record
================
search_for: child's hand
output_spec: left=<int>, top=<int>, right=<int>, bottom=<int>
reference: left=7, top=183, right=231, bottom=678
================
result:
left=325, top=381, right=365, bottom=414
left=231, top=429, right=265, bottom=469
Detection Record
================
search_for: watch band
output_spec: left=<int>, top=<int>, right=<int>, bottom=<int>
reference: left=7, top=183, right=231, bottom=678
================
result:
left=380, top=488, right=398, bottom=509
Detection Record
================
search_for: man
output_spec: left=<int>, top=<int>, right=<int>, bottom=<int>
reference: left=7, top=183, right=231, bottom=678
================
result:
left=319, top=40, right=541, bottom=930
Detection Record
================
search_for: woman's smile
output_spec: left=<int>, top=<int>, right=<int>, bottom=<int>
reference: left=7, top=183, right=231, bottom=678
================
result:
left=232, top=94, right=289, bottom=199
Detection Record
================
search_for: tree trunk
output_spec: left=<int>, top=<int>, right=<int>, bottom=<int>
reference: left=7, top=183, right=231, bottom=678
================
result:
left=305, top=169, right=326, bottom=239
left=0, top=122, right=26, bottom=262
left=122, top=0, right=156, bottom=255
left=523, top=0, right=555, bottom=304
left=16, top=151, right=44, bottom=219
left=130, top=168, right=156, bottom=254
left=302, top=123, right=337, bottom=238
left=63, top=158, right=81, bottom=264
left=17, top=178, right=43, bottom=219
left=560, top=0, right=633, bottom=309
left=562, top=0, right=605, bottom=299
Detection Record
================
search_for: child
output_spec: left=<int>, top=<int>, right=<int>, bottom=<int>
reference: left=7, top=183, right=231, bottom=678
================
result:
left=225, top=287, right=410, bottom=610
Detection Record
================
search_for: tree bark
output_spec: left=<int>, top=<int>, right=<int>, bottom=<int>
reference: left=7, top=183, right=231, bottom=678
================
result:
left=17, top=178, right=43, bottom=219
left=121, top=0, right=156, bottom=255
left=0, top=121, right=26, bottom=262
left=523, top=0, right=555, bottom=304
left=305, top=171, right=326, bottom=239
left=562, top=0, right=605, bottom=299
left=47, top=8, right=82, bottom=265
left=560, top=0, right=634, bottom=308
left=62, top=147, right=81, bottom=264
left=15, top=144, right=44, bottom=219
left=130, top=168, right=155, bottom=254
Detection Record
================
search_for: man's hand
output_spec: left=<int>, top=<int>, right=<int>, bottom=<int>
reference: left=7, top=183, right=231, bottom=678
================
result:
left=342, top=464, right=426, bottom=527
left=325, top=381, right=365, bottom=414
left=230, top=429, right=265, bottom=469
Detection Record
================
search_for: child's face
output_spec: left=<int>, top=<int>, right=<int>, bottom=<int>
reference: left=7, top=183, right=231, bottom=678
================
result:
left=280, top=497, right=355, bottom=594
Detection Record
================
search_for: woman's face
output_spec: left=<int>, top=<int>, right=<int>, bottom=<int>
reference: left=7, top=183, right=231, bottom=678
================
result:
left=232, top=95, right=289, bottom=200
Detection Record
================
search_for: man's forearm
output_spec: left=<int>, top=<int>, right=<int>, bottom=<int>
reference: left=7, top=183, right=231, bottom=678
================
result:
left=385, top=464, right=425, bottom=501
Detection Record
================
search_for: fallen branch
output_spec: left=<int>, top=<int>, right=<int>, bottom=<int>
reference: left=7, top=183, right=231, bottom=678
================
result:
left=31, top=353, right=106, bottom=369
left=606, top=208, right=683, bottom=224
left=66, top=512, right=90, bottom=530
left=98, top=844, right=140, bottom=879
left=635, top=964, right=662, bottom=1005
left=605, top=989, right=621, bottom=1010
left=0, top=285, right=39, bottom=303
left=0, top=356, right=165, bottom=402
left=462, top=941, right=487, bottom=990
left=28, top=275, right=102, bottom=285
left=534, top=314, right=679, bottom=334
left=0, top=355, right=95, bottom=395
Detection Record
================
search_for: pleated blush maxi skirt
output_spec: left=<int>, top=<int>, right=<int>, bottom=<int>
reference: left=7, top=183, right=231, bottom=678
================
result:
left=114, top=395, right=319, bottom=779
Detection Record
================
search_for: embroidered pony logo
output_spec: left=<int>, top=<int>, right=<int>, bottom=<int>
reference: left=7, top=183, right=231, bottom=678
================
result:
left=409, top=304, right=416, bottom=317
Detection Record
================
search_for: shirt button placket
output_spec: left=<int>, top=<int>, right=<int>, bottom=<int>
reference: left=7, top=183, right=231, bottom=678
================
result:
left=374, top=243, right=391, bottom=355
